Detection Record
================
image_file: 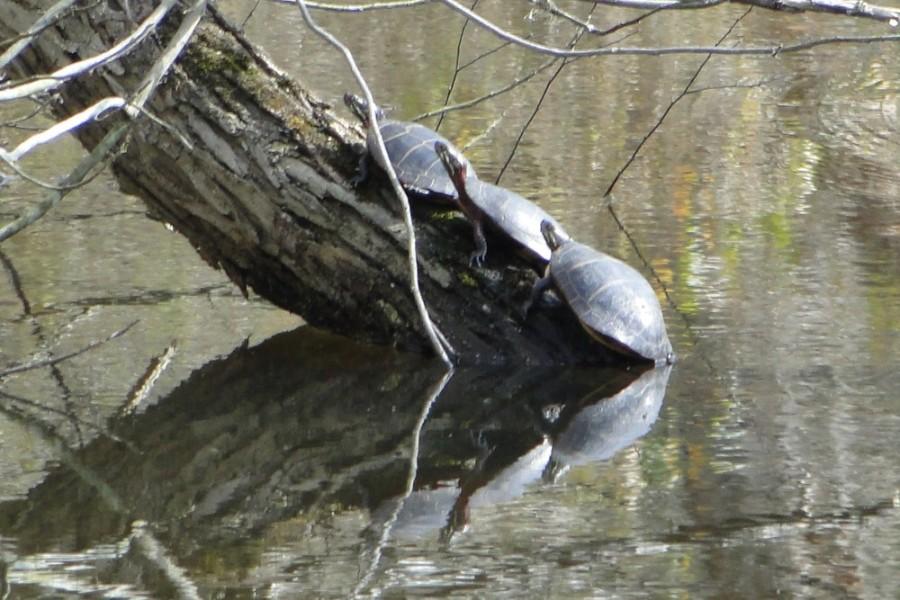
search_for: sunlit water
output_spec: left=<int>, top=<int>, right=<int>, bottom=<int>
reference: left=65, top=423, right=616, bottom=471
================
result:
left=1, top=2, right=899, bottom=598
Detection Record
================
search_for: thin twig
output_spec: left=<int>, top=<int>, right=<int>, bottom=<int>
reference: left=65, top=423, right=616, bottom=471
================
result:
left=295, top=0, right=454, bottom=366
left=0, top=0, right=202, bottom=240
left=413, top=55, right=561, bottom=121
left=1, top=97, right=125, bottom=162
left=272, top=0, right=431, bottom=12
left=0, top=0, right=179, bottom=101
left=0, top=123, right=129, bottom=241
left=436, top=0, right=479, bottom=131
left=602, top=8, right=754, bottom=371
left=439, top=0, right=900, bottom=58
left=496, top=3, right=601, bottom=183
left=0, top=0, right=80, bottom=71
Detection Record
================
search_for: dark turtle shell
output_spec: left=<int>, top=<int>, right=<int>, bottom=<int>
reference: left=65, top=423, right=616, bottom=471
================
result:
left=549, top=238, right=672, bottom=363
left=466, top=179, right=567, bottom=263
left=371, top=120, right=477, bottom=201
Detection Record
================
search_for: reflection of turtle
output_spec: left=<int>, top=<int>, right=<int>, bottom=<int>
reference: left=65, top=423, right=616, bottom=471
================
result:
left=343, top=93, right=475, bottom=201
left=544, top=365, right=672, bottom=482
left=434, top=141, right=567, bottom=267
left=528, top=221, right=674, bottom=364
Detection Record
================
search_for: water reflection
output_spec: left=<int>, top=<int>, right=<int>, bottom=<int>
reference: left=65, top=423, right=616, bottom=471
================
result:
left=0, top=326, right=671, bottom=598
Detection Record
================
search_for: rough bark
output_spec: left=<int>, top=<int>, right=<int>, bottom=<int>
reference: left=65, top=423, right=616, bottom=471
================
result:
left=0, top=0, right=615, bottom=365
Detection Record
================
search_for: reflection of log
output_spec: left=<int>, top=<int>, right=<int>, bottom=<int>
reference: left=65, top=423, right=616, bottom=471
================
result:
left=0, top=2, right=617, bottom=365
left=0, top=326, right=633, bottom=564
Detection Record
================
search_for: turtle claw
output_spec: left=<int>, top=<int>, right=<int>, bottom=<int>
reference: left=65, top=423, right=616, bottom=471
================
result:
left=469, top=249, right=486, bottom=268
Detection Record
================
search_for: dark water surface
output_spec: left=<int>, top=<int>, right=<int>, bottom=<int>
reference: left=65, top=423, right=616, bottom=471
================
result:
left=2, top=1, right=900, bottom=598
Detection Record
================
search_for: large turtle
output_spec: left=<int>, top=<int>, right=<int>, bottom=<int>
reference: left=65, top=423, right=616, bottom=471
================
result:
left=343, top=93, right=475, bottom=202
left=528, top=221, right=674, bottom=365
left=434, top=140, right=567, bottom=267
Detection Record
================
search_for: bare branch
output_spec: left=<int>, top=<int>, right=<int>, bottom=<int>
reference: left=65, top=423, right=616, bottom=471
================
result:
left=127, top=0, right=207, bottom=117
left=600, top=8, right=753, bottom=377
left=496, top=3, right=602, bottom=182
left=0, top=0, right=178, bottom=101
left=413, top=55, right=560, bottom=121
left=0, top=97, right=125, bottom=162
left=272, top=0, right=432, bottom=12
left=0, top=320, right=138, bottom=379
left=436, top=0, right=479, bottom=132
left=0, top=122, right=130, bottom=241
left=294, top=0, right=454, bottom=367
left=0, top=0, right=79, bottom=72
left=584, top=0, right=724, bottom=10
left=439, top=0, right=900, bottom=58
left=586, top=0, right=900, bottom=22
left=604, top=9, right=752, bottom=197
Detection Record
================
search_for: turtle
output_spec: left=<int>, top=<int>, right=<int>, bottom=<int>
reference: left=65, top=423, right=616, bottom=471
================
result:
left=343, top=93, right=476, bottom=202
left=434, top=140, right=568, bottom=267
left=527, top=220, right=674, bottom=365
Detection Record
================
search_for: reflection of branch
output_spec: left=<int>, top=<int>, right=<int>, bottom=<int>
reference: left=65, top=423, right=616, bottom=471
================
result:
left=0, top=388, right=133, bottom=448
left=295, top=0, right=454, bottom=367
left=130, top=523, right=202, bottom=600
left=352, top=368, right=454, bottom=597
left=121, top=343, right=178, bottom=416
left=0, top=321, right=138, bottom=379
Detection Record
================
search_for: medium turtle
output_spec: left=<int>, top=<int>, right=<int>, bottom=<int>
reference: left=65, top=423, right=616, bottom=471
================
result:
left=434, top=140, right=567, bottom=267
left=528, top=221, right=674, bottom=365
left=343, top=93, right=475, bottom=201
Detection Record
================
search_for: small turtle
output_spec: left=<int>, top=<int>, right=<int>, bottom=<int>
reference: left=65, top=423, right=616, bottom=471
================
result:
left=527, top=221, right=674, bottom=365
left=434, top=141, right=567, bottom=267
left=343, top=93, right=475, bottom=201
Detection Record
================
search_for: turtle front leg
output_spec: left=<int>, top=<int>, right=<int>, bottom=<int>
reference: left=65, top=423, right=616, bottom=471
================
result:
left=468, top=220, right=488, bottom=267
left=350, top=151, right=370, bottom=187
left=522, top=268, right=552, bottom=317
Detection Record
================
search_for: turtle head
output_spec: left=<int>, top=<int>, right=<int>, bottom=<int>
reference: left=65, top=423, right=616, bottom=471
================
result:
left=434, top=141, right=468, bottom=189
left=343, top=93, right=383, bottom=127
left=540, top=220, right=564, bottom=251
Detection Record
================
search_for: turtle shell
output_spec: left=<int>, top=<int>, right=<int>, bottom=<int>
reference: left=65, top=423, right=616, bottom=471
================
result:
left=468, top=179, right=567, bottom=263
left=550, top=239, right=672, bottom=362
left=373, top=120, right=476, bottom=201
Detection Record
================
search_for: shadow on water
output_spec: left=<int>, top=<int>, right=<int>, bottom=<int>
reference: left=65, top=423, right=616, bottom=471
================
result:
left=0, top=327, right=671, bottom=598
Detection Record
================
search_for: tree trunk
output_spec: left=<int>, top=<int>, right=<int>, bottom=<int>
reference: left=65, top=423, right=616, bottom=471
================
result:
left=0, top=1, right=612, bottom=365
